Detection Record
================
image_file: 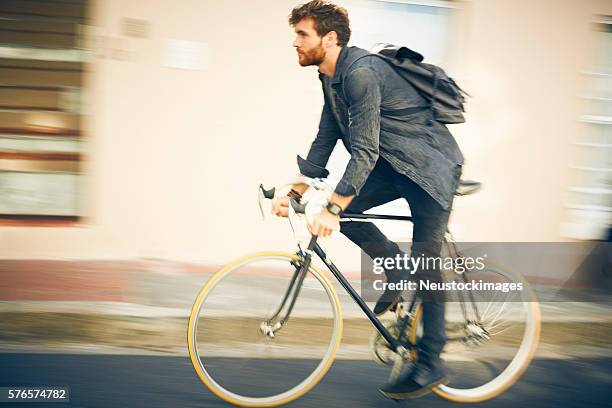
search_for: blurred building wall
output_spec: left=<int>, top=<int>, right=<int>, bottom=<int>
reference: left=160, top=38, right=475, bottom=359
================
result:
left=449, top=0, right=612, bottom=244
left=1, top=0, right=611, bottom=272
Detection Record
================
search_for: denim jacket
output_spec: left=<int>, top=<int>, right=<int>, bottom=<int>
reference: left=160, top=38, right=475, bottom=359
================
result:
left=297, top=46, right=464, bottom=210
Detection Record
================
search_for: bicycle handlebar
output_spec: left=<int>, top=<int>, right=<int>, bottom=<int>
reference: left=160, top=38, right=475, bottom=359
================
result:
left=289, top=197, right=306, bottom=214
left=259, top=184, right=306, bottom=214
left=259, top=184, right=276, bottom=200
left=259, top=182, right=418, bottom=224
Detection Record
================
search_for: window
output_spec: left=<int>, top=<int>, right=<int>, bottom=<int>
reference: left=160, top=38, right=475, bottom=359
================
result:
left=0, top=0, right=86, bottom=221
left=562, top=17, right=612, bottom=240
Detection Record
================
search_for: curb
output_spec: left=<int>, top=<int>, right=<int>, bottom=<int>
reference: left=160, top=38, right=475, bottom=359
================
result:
left=2, top=310, right=611, bottom=354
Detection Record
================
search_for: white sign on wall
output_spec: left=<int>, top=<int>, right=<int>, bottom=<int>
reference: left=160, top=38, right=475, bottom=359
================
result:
left=162, top=39, right=208, bottom=70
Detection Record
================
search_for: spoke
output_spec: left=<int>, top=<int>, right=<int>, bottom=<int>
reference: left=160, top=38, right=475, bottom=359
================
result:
left=488, top=326, right=514, bottom=337
left=485, top=294, right=511, bottom=327
left=486, top=319, right=514, bottom=332
left=481, top=291, right=500, bottom=321
left=493, top=304, right=521, bottom=327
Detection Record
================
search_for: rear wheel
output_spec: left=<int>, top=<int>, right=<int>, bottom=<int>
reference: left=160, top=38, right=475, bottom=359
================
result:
left=370, top=262, right=540, bottom=402
left=428, top=263, right=541, bottom=402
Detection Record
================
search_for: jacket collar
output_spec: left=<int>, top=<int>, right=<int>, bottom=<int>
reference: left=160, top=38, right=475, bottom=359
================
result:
left=319, top=46, right=369, bottom=85
left=330, top=46, right=350, bottom=85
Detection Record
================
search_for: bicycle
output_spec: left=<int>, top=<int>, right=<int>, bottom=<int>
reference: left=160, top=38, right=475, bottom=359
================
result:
left=187, top=177, right=541, bottom=407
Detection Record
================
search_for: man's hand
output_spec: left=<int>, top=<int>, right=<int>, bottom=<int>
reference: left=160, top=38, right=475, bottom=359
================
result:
left=271, top=196, right=290, bottom=218
left=271, top=183, right=309, bottom=218
left=308, top=209, right=340, bottom=237
left=308, top=192, right=352, bottom=236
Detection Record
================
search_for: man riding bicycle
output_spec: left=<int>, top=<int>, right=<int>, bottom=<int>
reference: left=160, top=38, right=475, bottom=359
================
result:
left=272, top=0, right=464, bottom=399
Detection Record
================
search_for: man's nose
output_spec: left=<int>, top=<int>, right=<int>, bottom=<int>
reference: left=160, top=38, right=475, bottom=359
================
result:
left=293, top=37, right=300, bottom=48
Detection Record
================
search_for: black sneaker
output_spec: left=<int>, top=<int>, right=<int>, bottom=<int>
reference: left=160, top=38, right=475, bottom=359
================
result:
left=373, top=271, right=407, bottom=316
left=379, top=361, right=448, bottom=400
left=373, top=287, right=402, bottom=316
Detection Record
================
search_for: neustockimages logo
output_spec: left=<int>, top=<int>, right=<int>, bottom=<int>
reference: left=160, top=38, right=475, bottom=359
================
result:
left=372, top=254, right=487, bottom=275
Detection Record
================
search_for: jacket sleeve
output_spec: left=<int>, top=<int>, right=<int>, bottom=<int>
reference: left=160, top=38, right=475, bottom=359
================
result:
left=297, top=100, right=340, bottom=178
left=334, top=67, right=381, bottom=196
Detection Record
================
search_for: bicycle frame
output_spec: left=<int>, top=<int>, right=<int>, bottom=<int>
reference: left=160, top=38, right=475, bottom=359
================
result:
left=264, top=210, right=486, bottom=356
left=311, top=234, right=406, bottom=352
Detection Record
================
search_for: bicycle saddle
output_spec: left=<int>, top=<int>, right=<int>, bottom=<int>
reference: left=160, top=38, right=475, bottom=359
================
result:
left=455, top=180, right=482, bottom=196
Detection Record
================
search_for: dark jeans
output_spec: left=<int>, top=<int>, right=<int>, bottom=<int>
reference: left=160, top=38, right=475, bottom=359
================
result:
left=340, top=158, right=453, bottom=365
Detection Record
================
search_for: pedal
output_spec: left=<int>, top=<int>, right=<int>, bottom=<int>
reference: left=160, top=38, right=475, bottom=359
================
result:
left=389, top=297, right=404, bottom=313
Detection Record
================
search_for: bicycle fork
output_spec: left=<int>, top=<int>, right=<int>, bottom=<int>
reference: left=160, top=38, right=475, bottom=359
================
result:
left=259, top=237, right=317, bottom=338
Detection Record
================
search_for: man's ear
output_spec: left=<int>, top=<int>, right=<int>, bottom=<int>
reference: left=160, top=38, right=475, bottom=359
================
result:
left=324, top=31, right=339, bottom=48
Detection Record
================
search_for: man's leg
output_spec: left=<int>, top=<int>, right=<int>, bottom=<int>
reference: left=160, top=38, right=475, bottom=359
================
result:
left=410, top=202, right=450, bottom=372
left=338, top=160, right=406, bottom=314
left=340, top=180, right=401, bottom=262
left=379, top=171, right=454, bottom=398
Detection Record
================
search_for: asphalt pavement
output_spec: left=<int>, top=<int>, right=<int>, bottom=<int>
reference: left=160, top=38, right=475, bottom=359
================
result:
left=0, top=353, right=610, bottom=408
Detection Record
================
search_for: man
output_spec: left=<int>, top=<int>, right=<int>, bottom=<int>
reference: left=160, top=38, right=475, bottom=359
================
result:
left=272, top=0, right=464, bottom=399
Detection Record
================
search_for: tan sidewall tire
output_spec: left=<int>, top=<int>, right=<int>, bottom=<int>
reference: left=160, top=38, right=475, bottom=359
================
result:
left=408, top=262, right=541, bottom=403
left=187, top=251, right=343, bottom=407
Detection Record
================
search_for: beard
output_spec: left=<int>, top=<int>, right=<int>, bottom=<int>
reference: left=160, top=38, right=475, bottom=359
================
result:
left=297, top=40, right=326, bottom=67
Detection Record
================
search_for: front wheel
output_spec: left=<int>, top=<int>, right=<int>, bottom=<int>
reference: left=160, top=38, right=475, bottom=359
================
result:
left=187, top=252, right=343, bottom=407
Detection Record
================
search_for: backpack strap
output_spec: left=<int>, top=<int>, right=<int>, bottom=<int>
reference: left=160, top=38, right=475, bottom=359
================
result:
left=343, top=53, right=431, bottom=119
left=338, top=53, right=373, bottom=103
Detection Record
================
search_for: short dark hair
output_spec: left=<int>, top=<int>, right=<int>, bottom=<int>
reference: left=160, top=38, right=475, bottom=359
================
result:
left=289, top=1, right=351, bottom=47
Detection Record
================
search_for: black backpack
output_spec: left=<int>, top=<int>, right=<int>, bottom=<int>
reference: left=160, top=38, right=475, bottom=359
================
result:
left=368, top=43, right=469, bottom=124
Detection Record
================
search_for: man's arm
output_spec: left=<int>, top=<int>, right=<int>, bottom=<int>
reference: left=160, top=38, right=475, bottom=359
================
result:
left=331, top=67, right=382, bottom=207
left=308, top=67, right=382, bottom=236
left=292, top=98, right=342, bottom=195
left=305, top=102, right=341, bottom=171
left=273, top=99, right=341, bottom=217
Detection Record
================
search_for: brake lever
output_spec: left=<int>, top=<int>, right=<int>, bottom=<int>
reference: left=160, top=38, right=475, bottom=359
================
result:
left=258, top=184, right=275, bottom=220
left=289, top=197, right=306, bottom=214
left=260, top=184, right=276, bottom=199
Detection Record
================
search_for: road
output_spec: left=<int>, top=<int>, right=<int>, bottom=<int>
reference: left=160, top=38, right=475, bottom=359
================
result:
left=0, top=354, right=610, bottom=407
